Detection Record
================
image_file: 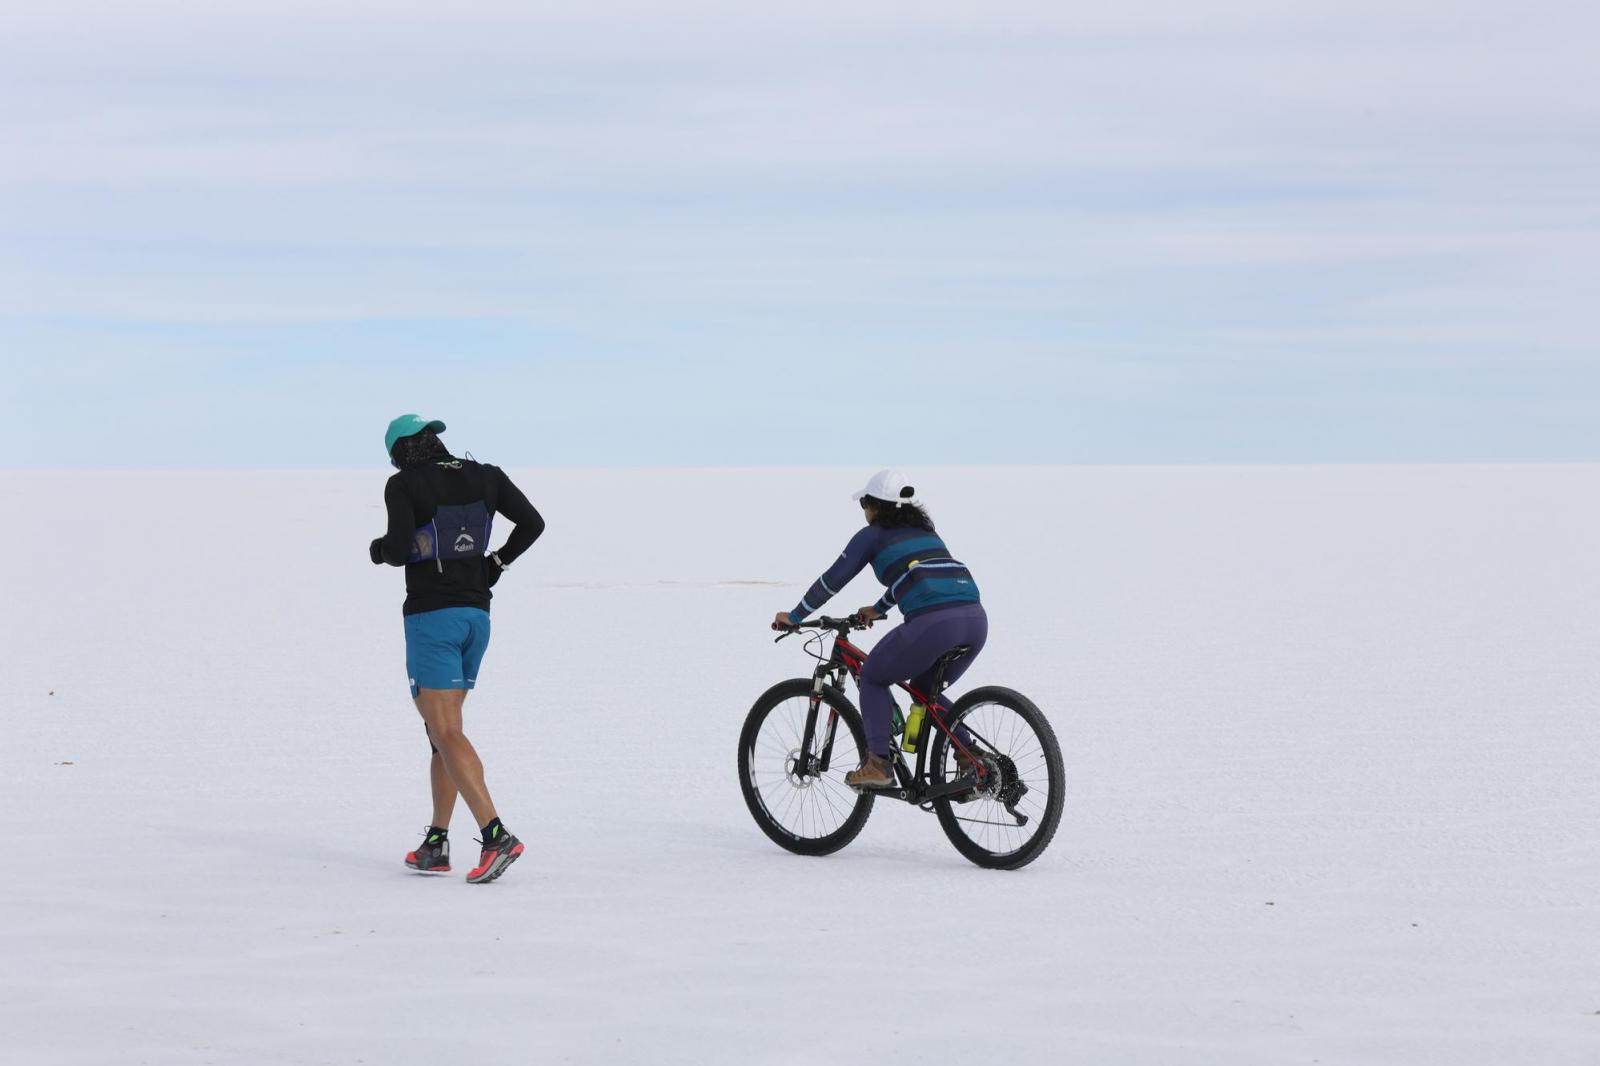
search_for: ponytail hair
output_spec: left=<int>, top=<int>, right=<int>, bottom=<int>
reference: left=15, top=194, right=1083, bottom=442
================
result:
left=863, top=495, right=935, bottom=532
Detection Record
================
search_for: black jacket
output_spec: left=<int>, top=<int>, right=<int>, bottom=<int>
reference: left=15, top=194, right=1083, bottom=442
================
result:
left=373, top=458, right=545, bottom=616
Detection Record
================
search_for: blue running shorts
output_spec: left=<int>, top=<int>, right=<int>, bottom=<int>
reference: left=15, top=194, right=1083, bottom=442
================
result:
left=403, top=607, right=491, bottom=696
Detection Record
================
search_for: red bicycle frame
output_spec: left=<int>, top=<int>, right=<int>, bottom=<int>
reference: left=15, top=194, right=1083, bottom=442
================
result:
left=787, top=617, right=984, bottom=799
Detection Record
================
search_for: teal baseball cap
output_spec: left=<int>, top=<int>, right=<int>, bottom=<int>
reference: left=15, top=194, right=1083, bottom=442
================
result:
left=385, top=413, right=446, bottom=458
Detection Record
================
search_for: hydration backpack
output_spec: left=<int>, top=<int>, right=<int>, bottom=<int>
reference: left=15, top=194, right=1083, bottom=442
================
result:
left=409, top=500, right=493, bottom=569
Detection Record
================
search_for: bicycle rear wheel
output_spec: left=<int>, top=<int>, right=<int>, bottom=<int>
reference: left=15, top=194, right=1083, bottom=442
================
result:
left=738, top=679, right=874, bottom=856
left=929, top=685, right=1064, bottom=870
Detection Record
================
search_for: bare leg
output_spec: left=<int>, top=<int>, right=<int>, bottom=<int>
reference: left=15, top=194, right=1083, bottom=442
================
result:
left=414, top=688, right=498, bottom=830
left=427, top=746, right=458, bottom=829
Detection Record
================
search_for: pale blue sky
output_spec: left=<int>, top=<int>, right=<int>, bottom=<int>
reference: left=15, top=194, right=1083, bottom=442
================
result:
left=2, top=0, right=1596, bottom=467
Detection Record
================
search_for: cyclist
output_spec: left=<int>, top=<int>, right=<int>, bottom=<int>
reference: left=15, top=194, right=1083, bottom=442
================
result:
left=771, top=469, right=987, bottom=788
left=370, top=414, right=545, bottom=884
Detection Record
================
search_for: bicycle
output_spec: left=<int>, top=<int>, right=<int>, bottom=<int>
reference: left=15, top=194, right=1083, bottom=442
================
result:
left=737, top=615, right=1065, bottom=869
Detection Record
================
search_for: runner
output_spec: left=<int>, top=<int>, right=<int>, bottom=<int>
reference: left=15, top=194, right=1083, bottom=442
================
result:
left=371, top=414, right=545, bottom=884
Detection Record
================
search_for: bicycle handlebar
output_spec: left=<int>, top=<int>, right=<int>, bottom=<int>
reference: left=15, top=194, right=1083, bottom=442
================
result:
left=772, top=614, right=872, bottom=641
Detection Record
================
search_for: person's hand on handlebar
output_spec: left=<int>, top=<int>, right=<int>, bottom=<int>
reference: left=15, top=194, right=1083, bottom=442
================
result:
left=854, top=605, right=884, bottom=627
left=771, top=611, right=797, bottom=631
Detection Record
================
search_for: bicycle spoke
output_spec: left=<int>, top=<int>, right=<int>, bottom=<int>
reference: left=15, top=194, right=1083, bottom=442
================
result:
left=933, top=696, right=1061, bottom=859
left=744, top=691, right=872, bottom=844
left=815, top=781, right=850, bottom=822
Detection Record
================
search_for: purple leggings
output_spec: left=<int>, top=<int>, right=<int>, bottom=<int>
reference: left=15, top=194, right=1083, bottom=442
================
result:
left=858, top=603, right=988, bottom=756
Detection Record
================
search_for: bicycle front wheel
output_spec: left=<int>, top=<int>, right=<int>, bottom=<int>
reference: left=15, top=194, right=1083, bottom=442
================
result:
left=738, top=679, right=874, bottom=856
left=929, top=685, right=1064, bottom=870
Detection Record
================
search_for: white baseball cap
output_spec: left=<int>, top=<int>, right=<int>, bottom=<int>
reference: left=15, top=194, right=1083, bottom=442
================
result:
left=852, top=468, right=919, bottom=507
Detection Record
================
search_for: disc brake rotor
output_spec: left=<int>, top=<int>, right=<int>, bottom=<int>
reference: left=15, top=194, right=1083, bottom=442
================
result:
left=783, top=748, right=815, bottom=789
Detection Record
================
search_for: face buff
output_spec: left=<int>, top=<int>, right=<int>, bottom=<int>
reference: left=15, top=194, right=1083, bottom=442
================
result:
left=394, top=432, right=451, bottom=469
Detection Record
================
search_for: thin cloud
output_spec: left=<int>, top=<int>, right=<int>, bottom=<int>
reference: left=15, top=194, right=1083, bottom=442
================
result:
left=0, top=1, right=1596, bottom=464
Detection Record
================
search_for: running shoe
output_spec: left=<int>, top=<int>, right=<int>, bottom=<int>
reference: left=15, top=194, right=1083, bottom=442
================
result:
left=466, top=826, right=524, bottom=885
left=405, top=827, right=451, bottom=873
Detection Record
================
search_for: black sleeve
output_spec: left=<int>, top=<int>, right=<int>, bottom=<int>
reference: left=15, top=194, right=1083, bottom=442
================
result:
left=491, top=467, right=545, bottom=567
left=379, top=477, right=415, bottom=566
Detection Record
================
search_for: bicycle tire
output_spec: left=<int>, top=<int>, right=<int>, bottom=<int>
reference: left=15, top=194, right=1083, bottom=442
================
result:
left=929, top=685, right=1064, bottom=870
left=738, top=678, right=875, bottom=856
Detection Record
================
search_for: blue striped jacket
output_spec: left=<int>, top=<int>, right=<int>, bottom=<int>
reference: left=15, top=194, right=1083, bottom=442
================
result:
left=791, top=524, right=980, bottom=622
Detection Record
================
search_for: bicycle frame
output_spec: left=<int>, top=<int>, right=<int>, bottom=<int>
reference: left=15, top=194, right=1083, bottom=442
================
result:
left=791, top=620, right=985, bottom=806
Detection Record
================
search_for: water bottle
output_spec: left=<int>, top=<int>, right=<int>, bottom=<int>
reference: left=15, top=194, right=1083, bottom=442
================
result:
left=889, top=699, right=905, bottom=738
left=901, top=704, right=926, bottom=753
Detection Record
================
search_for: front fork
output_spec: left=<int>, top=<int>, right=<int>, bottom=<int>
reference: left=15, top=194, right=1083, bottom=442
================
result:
left=797, top=667, right=844, bottom=778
